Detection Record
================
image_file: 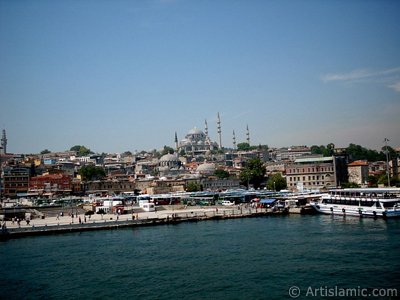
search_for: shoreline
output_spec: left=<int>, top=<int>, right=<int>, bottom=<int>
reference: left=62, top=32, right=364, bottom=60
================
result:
left=1, top=206, right=287, bottom=240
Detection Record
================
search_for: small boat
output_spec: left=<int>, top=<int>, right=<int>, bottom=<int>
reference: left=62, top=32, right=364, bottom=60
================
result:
left=310, top=188, right=400, bottom=218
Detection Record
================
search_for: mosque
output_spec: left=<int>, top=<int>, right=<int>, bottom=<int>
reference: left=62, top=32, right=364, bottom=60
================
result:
left=157, top=114, right=222, bottom=175
left=175, top=113, right=222, bottom=158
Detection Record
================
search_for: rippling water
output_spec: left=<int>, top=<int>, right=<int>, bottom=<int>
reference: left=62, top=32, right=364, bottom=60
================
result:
left=1, top=215, right=399, bottom=299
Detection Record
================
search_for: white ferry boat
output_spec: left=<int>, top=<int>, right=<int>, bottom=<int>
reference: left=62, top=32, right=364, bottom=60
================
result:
left=311, top=188, right=400, bottom=218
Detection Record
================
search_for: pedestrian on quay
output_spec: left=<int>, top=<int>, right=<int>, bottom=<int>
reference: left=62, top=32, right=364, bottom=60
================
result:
left=79, top=216, right=82, bottom=224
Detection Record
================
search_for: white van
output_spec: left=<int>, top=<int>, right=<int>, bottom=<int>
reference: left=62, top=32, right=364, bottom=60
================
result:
left=221, top=200, right=235, bottom=206
left=140, top=201, right=155, bottom=212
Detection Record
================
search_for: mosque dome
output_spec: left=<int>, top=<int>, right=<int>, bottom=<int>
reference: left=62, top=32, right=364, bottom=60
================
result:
left=196, top=162, right=216, bottom=174
left=158, top=153, right=183, bottom=176
left=159, top=153, right=179, bottom=163
left=188, top=127, right=204, bottom=135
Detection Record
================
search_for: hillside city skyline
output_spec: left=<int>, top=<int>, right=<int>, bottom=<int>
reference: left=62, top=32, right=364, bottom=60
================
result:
left=0, top=126, right=396, bottom=156
left=1, top=1, right=399, bottom=153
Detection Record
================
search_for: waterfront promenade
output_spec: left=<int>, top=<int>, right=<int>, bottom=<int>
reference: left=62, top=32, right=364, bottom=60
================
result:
left=1, top=205, right=278, bottom=239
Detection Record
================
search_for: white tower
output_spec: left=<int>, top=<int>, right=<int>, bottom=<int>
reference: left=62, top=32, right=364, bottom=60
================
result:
left=217, top=112, right=222, bottom=149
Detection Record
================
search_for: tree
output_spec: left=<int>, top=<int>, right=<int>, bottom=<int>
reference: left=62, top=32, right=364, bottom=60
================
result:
left=346, top=144, right=385, bottom=162
left=341, top=182, right=360, bottom=188
left=214, top=169, right=230, bottom=179
left=310, top=144, right=334, bottom=157
left=122, top=151, right=132, bottom=156
left=239, top=158, right=266, bottom=189
left=186, top=182, right=201, bottom=192
left=266, top=173, right=287, bottom=191
left=381, top=145, right=398, bottom=160
left=70, top=145, right=92, bottom=157
left=368, top=175, right=379, bottom=187
left=161, top=146, right=175, bottom=156
left=237, top=143, right=251, bottom=151
left=79, top=165, right=106, bottom=181
left=40, top=149, right=51, bottom=154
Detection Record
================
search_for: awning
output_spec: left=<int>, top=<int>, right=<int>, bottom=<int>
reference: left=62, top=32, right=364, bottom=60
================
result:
left=260, top=199, right=276, bottom=204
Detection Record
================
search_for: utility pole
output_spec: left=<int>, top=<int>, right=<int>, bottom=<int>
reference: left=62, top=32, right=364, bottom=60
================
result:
left=384, top=138, right=391, bottom=187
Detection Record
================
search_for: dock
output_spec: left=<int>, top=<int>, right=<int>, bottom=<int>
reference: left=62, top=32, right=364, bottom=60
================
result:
left=0, top=206, right=287, bottom=240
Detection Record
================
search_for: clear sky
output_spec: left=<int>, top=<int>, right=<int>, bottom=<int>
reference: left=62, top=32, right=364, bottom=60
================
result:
left=1, top=0, right=399, bottom=154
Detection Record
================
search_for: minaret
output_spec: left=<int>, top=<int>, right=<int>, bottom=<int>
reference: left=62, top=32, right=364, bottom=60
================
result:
left=217, top=112, right=222, bottom=149
left=1, top=129, right=7, bottom=154
left=246, top=125, right=250, bottom=145
left=174, top=132, right=179, bottom=153
left=204, top=119, right=211, bottom=149
left=233, top=130, right=236, bottom=150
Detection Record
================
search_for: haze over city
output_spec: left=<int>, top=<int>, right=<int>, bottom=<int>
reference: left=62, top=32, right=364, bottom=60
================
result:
left=1, top=0, right=399, bottom=154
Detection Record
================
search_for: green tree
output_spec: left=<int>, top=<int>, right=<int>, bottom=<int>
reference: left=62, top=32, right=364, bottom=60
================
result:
left=266, top=173, right=287, bottom=191
left=239, top=158, right=266, bottom=189
left=311, top=144, right=334, bottom=156
left=341, top=182, right=360, bottom=188
left=186, top=182, right=201, bottom=192
left=381, top=145, right=398, bottom=160
left=161, top=146, right=175, bottom=156
left=40, top=149, right=51, bottom=154
left=214, top=169, right=230, bottom=179
left=346, top=144, right=385, bottom=161
left=237, top=143, right=251, bottom=151
left=368, top=175, right=379, bottom=187
left=378, top=174, right=389, bottom=186
left=79, top=165, right=106, bottom=181
left=70, top=145, right=92, bottom=156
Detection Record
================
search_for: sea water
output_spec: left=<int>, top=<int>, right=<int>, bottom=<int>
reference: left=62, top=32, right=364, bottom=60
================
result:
left=1, top=215, right=399, bottom=299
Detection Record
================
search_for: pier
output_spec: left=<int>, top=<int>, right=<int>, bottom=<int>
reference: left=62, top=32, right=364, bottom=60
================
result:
left=0, top=206, right=287, bottom=240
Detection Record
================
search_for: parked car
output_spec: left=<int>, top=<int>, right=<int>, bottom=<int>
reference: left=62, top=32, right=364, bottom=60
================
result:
left=221, top=200, right=235, bottom=206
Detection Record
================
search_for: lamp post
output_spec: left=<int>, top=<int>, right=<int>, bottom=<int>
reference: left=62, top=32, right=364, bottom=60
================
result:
left=384, top=138, right=391, bottom=187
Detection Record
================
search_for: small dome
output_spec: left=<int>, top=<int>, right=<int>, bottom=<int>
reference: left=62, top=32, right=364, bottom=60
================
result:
left=159, top=153, right=179, bottom=162
left=196, top=162, right=216, bottom=174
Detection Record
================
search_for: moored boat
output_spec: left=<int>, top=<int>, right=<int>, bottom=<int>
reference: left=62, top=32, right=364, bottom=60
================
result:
left=311, top=188, right=400, bottom=218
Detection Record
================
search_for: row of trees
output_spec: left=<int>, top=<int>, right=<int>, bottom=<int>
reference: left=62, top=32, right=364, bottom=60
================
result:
left=311, top=143, right=398, bottom=162
left=41, top=145, right=93, bottom=156
left=41, top=143, right=397, bottom=163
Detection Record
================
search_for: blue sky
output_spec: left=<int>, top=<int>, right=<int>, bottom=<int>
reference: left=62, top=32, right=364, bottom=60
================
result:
left=1, top=0, right=399, bottom=154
